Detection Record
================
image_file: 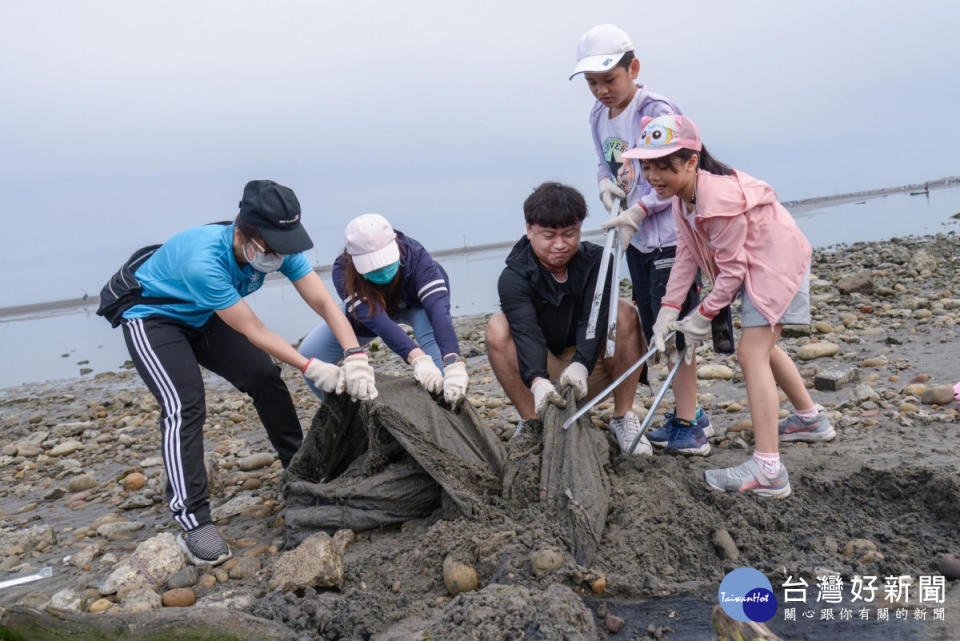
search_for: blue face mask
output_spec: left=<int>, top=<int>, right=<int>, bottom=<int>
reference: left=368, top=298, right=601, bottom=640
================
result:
left=363, top=261, right=400, bottom=284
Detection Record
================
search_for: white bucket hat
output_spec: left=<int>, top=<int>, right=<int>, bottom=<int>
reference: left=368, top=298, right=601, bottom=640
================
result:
left=345, top=213, right=400, bottom=274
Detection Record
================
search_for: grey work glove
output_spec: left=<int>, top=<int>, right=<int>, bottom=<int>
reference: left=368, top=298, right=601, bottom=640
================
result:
left=302, top=358, right=340, bottom=393
left=442, top=361, right=469, bottom=406
left=558, top=362, right=589, bottom=400
left=600, top=203, right=647, bottom=249
left=598, top=177, right=626, bottom=211
left=531, top=378, right=567, bottom=416
left=411, top=354, right=443, bottom=394
left=672, top=310, right=712, bottom=365
left=336, top=353, right=378, bottom=401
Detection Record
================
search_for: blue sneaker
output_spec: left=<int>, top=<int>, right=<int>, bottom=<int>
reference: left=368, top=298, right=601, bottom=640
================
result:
left=664, top=419, right=712, bottom=456
left=649, top=411, right=714, bottom=448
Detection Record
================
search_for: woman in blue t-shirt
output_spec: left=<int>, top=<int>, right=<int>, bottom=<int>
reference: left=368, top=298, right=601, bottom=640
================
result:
left=118, top=180, right=376, bottom=567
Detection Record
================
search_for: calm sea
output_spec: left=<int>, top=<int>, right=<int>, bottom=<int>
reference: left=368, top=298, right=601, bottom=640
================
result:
left=1, top=186, right=958, bottom=390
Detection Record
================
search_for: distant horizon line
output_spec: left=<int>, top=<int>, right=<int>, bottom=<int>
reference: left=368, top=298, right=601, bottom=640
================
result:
left=2, top=175, right=958, bottom=320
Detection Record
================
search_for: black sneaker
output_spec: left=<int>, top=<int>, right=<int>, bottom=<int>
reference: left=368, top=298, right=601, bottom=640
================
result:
left=178, top=524, right=232, bottom=566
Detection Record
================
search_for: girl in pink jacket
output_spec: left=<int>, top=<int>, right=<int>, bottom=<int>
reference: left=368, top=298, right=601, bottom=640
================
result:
left=622, top=114, right=835, bottom=499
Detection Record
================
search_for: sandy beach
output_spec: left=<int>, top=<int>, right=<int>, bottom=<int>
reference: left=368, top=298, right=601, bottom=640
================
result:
left=1, top=232, right=959, bottom=640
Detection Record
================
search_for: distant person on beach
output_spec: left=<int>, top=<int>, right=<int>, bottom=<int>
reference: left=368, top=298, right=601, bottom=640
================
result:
left=570, top=24, right=712, bottom=457
left=625, top=114, right=835, bottom=498
left=486, top=182, right=650, bottom=454
left=114, top=180, right=377, bottom=565
left=299, top=213, right=469, bottom=407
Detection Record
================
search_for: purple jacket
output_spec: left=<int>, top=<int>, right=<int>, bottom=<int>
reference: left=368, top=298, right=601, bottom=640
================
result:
left=590, top=84, right=681, bottom=252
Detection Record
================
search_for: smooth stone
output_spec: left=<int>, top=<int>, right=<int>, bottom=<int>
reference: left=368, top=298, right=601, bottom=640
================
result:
left=197, top=574, right=217, bottom=589
left=843, top=538, right=877, bottom=557
left=68, top=473, right=98, bottom=493
left=712, top=529, right=740, bottom=560
left=814, top=321, right=834, bottom=333
left=697, top=364, right=734, bottom=380
left=605, top=614, right=626, bottom=633
left=161, top=588, right=196, bottom=607
left=902, top=383, right=928, bottom=396
left=899, top=402, right=920, bottom=413
left=88, top=598, right=114, bottom=613
left=530, top=548, right=564, bottom=577
left=122, top=472, right=146, bottom=491
left=922, top=385, right=956, bottom=405
left=938, top=554, right=960, bottom=580
left=860, top=357, right=887, bottom=368
left=228, top=557, right=261, bottom=580
left=796, top=342, right=839, bottom=360
left=49, top=440, right=83, bottom=457
left=237, top=453, right=275, bottom=472
left=442, top=556, right=479, bottom=596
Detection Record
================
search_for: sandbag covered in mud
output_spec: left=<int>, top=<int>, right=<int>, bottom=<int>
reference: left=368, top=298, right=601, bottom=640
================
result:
left=502, top=388, right=610, bottom=566
left=283, top=376, right=505, bottom=544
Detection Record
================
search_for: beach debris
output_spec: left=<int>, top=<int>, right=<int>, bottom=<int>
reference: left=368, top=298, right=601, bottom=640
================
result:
left=0, top=566, right=52, bottom=591
left=269, top=532, right=344, bottom=592
left=814, top=364, right=859, bottom=391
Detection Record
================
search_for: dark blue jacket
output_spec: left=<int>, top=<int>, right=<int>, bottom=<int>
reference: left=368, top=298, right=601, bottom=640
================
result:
left=332, top=231, right=459, bottom=361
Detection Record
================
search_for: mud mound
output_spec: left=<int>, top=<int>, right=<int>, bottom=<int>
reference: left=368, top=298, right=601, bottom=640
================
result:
left=595, top=456, right=960, bottom=597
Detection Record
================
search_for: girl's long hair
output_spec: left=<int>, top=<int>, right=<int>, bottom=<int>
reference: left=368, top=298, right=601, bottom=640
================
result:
left=341, top=251, right=403, bottom=319
left=649, top=145, right=734, bottom=176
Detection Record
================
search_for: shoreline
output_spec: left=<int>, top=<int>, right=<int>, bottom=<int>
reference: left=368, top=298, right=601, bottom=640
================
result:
left=3, top=176, right=958, bottom=321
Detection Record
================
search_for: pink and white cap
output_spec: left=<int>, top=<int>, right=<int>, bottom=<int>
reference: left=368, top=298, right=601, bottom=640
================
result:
left=345, top=213, right=400, bottom=274
left=622, top=114, right=703, bottom=160
left=569, top=24, right=634, bottom=80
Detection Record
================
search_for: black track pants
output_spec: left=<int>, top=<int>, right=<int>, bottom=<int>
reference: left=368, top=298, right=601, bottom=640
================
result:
left=122, top=314, right=302, bottom=530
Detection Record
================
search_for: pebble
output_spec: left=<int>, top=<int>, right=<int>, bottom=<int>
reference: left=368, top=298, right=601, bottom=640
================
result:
left=443, top=556, right=479, bottom=596
left=197, top=574, right=218, bottom=589
left=237, top=453, right=275, bottom=471
left=902, top=383, right=928, bottom=396
left=121, top=472, right=146, bottom=491
left=938, top=554, right=960, bottom=580
left=67, top=473, right=97, bottom=493
left=605, top=614, right=626, bottom=633
left=697, top=364, right=734, bottom=380
left=530, top=548, right=563, bottom=577
left=796, top=342, right=840, bottom=360
left=49, top=440, right=83, bottom=457
left=712, top=529, right=740, bottom=560
left=161, top=588, right=196, bottom=607
left=88, top=598, right=114, bottom=613
left=590, top=576, right=607, bottom=595
left=922, top=385, right=956, bottom=405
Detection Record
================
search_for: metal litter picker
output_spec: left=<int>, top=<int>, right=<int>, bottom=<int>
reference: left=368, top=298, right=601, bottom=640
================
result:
left=584, top=196, right=625, bottom=358
left=562, top=332, right=680, bottom=449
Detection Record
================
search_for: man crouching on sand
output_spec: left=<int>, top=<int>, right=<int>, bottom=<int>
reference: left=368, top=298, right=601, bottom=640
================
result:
left=486, top=182, right=651, bottom=455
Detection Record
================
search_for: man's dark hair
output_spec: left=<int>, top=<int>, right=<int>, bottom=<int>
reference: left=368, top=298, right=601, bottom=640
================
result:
left=615, top=51, right=636, bottom=70
left=523, top=182, right=587, bottom=228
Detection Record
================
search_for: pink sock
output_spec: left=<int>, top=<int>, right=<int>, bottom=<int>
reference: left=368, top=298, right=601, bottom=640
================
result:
left=752, top=450, right=781, bottom=477
left=795, top=406, right=818, bottom=420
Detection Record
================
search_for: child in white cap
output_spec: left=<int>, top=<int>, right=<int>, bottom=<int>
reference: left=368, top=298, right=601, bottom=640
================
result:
left=299, top=213, right=469, bottom=406
left=570, top=24, right=712, bottom=456
left=625, top=113, right=835, bottom=498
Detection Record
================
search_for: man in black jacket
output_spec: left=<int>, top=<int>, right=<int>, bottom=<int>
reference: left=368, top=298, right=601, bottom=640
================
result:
left=486, top=182, right=650, bottom=455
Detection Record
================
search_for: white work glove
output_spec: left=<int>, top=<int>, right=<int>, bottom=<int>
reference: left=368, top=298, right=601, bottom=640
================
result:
left=600, top=204, right=648, bottom=250
left=301, top=358, right=341, bottom=393
left=672, top=310, right=712, bottom=365
left=336, top=353, right=378, bottom=401
left=442, top=361, right=469, bottom=406
left=598, top=177, right=626, bottom=211
left=531, top=378, right=567, bottom=416
left=411, top=354, right=443, bottom=394
left=651, top=307, right=680, bottom=355
left=558, top=362, right=589, bottom=400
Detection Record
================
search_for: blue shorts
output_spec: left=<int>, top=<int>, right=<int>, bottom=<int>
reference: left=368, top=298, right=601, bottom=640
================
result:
left=738, top=267, right=811, bottom=328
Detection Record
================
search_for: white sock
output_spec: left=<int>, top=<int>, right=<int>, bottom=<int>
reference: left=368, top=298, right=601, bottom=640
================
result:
left=795, top=406, right=818, bottom=421
left=752, top=450, right=781, bottom=477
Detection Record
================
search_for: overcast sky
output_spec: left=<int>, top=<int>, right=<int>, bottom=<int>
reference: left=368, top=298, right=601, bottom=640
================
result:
left=1, top=0, right=958, bottom=306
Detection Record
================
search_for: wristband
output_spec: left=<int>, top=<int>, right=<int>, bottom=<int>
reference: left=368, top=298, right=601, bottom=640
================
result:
left=344, top=346, right=367, bottom=357
left=443, top=354, right=462, bottom=367
left=300, top=358, right=313, bottom=374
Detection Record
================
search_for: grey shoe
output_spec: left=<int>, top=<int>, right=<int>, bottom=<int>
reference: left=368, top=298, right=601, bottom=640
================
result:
left=704, top=457, right=791, bottom=498
left=778, top=410, right=835, bottom=442
left=178, top=524, right=232, bottom=566
left=609, top=412, right=652, bottom=456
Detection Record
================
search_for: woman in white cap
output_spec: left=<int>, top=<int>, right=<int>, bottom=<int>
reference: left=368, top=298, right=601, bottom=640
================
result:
left=299, top=213, right=469, bottom=406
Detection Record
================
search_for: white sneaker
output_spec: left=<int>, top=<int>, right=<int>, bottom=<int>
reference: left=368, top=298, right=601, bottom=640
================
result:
left=609, top=412, right=652, bottom=456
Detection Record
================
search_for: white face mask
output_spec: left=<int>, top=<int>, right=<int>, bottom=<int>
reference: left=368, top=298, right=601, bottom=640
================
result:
left=244, top=238, right=285, bottom=273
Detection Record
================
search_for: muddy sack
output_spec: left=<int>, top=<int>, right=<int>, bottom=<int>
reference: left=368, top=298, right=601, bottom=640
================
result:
left=283, top=376, right=505, bottom=546
left=502, top=387, right=610, bottom=566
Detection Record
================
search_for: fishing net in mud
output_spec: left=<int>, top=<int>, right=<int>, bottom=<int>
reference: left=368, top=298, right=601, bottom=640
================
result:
left=283, top=378, right=613, bottom=567
left=501, top=387, right=611, bottom=566
left=283, top=376, right=507, bottom=546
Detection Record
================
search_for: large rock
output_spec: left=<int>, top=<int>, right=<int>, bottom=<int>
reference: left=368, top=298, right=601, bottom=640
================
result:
left=836, top=270, right=873, bottom=294
left=922, top=385, right=956, bottom=406
left=100, top=533, right=185, bottom=595
left=796, top=342, right=840, bottom=361
left=269, top=532, right=344, bottom=592
left=0, top=524, right=55, bottom=555
left=211, top=494, right=260, bottom=521
left=698, top=364, right=735, bottom=380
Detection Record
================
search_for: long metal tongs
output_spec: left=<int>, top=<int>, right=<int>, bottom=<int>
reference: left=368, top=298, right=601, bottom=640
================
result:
left=562, top=331, right=676, bottom=431
left=585, top=196, right=624, bottom=358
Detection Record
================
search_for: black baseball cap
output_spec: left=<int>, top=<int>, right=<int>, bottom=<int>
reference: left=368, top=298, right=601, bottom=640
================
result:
left=237, top=180, right=314, bottom=255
